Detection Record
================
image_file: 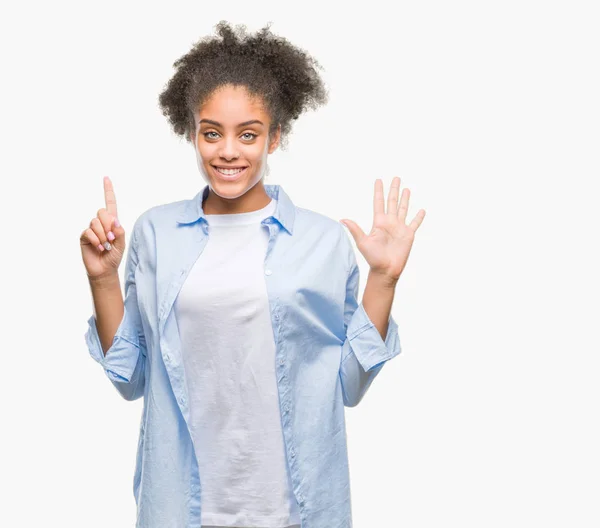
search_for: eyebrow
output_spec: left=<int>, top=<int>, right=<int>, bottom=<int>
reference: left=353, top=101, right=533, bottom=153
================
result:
left=198, top=119, right=264, bottom=127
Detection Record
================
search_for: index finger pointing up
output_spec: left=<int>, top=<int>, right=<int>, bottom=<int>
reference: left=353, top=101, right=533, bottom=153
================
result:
left=103, top=176, right=118, bottom=217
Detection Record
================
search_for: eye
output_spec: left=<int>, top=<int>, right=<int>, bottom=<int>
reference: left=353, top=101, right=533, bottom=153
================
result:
left=241, top=132, right=257, bottom=140
left=202, top=131, right=220, bottom=139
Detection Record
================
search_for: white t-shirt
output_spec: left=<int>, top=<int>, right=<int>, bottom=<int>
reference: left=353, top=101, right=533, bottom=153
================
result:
left=174, top=197, right=302, bottom=528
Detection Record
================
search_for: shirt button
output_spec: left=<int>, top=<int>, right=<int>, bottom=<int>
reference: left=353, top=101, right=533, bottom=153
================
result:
left=279, top=358, right=284, bottom=365
left=264, top=269, right=272, bottom=276
left=165, top=354, right=170, bottom=362
left=179, top=396, right=185, bottom=405
left=290, top=449, right=296, bottom=458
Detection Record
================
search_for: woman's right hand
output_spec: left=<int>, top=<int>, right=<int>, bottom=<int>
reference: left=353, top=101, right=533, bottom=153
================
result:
left=80, top=176, right=127, bottom=281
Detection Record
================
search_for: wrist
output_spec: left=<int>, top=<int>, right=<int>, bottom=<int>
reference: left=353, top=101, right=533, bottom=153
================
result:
left=367, top=268, right=398, bottom=289
left=88, top=271, right=120, bottom=289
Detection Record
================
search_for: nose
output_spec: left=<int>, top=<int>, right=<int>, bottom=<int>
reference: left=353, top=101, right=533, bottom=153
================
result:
left=218, top=136, right=240, bottom=161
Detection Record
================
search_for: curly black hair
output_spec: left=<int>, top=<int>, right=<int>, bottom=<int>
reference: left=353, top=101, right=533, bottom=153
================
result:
left=157, top=21, right=329, bottom=150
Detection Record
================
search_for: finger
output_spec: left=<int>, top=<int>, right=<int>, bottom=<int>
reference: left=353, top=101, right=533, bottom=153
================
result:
left=340, top=219, right=367, bottom=246
left=97, top=209, right=116, bottom=243
left=374, top=179, right=385, bottom=216
left=397, top=188, right=410, bottom=222
left=103, top=176, right=118, bottom=218
left=408, top=209, right=426, bottom=232
left=90, top=217, right=112, bottom=250
left=387, top=176, right=401, bottom=216
left=83, top=227, right=106, bottom=252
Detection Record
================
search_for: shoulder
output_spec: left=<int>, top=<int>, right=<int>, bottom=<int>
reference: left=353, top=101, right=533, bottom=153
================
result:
left=294, top=205, right=351, bottom=257
left=129, top=198, right=189, bottom=248
left=133, top=198, right=188, bottom=229
left=295, top=205, right=345, bottom=235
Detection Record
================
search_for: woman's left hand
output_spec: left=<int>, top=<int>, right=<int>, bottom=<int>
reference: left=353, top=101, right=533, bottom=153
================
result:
left=340, top=177, right=426, bottom=284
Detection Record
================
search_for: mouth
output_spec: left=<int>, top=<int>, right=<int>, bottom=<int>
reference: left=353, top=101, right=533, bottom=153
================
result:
left=211, top=165, right=249, bottom=181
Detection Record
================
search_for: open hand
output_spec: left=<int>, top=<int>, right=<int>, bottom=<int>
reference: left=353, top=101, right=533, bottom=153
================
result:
left=340, top=177, right=425, bottom=283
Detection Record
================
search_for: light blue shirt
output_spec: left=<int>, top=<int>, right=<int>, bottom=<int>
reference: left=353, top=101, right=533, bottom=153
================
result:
left=85, top=183, right=402, bottom=528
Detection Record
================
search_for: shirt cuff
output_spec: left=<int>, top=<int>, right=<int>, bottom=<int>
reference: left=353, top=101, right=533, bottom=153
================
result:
left=343, top=302, right=402, bottom=372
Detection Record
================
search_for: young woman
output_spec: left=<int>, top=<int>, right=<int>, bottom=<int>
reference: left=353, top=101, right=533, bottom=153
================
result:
left=81, top=21, right=425, bottom=528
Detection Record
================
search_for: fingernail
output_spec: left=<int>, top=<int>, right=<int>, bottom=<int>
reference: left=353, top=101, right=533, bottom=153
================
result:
left=114, top=217, right=120, bottom=228
left=103, top=241, right=112, bottom=250
left=107, top=231, right=115, bottom=241
left=97, top=244, right=105, bottom=251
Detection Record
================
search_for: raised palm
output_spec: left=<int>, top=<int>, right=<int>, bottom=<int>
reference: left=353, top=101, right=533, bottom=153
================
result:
left=340, top=177, right=426, bottom=282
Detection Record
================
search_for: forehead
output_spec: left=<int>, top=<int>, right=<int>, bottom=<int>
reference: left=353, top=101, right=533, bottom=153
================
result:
left=198, top=85, right=269, bottom=123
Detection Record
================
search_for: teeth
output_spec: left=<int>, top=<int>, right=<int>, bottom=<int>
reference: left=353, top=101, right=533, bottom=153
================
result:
left=216, top=167, right=245, bottom=175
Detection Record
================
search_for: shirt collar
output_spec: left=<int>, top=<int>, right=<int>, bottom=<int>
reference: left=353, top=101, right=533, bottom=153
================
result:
left=175, top=183, right=296, bottom=235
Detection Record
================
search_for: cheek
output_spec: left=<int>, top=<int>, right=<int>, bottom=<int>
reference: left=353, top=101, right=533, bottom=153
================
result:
left=198, top=142, right=216, bottom=161
left=247, top=142, right=269, bottom=163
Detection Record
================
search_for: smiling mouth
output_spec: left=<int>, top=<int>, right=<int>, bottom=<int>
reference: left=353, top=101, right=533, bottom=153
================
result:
left=211, top=165, right=248, bottom=180
left=213, top=166, right=248, bottom=174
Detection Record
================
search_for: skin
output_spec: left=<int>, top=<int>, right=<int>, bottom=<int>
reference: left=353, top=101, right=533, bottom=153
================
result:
left=341, top=178, right=426, bottom=282
left=80, top=177, right=127, bottom=354
left=194, top=84, right=282, bottom=215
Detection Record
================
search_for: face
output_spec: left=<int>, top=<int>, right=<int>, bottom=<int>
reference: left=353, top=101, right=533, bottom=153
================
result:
left=193, top=84, right=280, bottom=200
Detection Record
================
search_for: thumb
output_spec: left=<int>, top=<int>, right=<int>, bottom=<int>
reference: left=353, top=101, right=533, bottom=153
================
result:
left=110, top=216, right=127, bottom=251
left=340, top=219, right=365, bottom=245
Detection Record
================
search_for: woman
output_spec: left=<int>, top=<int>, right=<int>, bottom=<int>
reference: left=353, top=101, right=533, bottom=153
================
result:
left=81, top=21, right=425, bottom=528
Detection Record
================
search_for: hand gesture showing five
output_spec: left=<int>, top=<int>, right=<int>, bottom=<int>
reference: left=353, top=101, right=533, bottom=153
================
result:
left=80, top=176, right=126, bottom=280
left=341, top=177, right=426, bottom=283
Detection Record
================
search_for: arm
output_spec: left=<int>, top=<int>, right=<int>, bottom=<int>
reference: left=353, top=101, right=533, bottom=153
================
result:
left=84, top=219, right=147, bottom=401
left=339, top=229, right=402, bottom=408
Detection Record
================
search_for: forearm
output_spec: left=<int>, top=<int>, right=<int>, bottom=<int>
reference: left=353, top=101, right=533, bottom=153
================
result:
left=88, top=273, right=124, bottom=356
left=361, top=270, right=397, bottom=341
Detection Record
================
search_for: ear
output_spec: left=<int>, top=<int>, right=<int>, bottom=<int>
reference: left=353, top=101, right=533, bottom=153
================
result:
left=268, top=123, right=281, bottom=154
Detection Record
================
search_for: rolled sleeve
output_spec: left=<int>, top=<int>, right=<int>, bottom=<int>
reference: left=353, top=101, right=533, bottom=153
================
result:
left=85, top=309, right=142, bottom=384
left=343, top=302, right=401, bottom=372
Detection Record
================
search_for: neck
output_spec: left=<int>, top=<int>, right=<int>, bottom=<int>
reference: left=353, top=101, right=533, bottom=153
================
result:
left=202, top=182, right=271, bottom=215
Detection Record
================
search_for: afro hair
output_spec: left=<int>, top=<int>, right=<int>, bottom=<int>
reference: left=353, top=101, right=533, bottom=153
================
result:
left=157, top=20, right=329, bottom=150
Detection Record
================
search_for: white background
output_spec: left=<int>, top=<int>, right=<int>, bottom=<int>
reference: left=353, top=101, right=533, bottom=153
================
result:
left=1, top=1, right=598, bottom=526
